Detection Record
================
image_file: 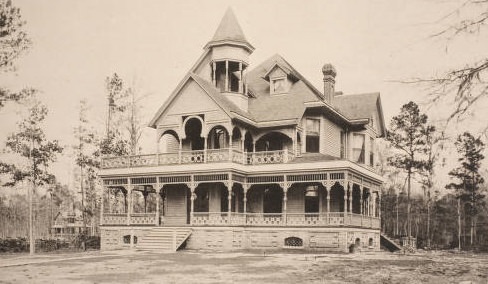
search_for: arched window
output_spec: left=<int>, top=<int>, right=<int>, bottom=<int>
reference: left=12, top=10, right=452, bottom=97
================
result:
left=284, top=237, right=303, bottom=247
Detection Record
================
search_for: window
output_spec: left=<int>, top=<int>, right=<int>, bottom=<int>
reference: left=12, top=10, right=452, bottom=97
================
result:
left=306, top=119, right=320, bottom=153
left=352, top=133, right=365, bottom=164
left=369, top=138, right=374, bottom=166
left=272, top=78, right=286, bottom=94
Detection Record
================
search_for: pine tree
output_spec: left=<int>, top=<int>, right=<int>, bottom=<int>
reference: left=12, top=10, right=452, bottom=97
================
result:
left=446, top=132, right=485, bottom=247
left=387, top=101, right=436, bottom=239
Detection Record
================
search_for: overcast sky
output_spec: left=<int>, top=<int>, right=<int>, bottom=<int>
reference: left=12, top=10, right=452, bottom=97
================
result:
left=2, top=0, right=487, bottom=186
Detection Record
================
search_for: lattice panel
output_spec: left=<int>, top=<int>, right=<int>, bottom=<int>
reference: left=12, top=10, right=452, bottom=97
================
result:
left=247, top=175, right=284, bottom=184
left=287, top=173, right=327, bottom=182
left=159, top=176, right=191, bottom=184
left=194, top=173, right=228, bottom=182
left=104, top=178, right=128, bottom=186
left=131, top=177, right=157, bottom=185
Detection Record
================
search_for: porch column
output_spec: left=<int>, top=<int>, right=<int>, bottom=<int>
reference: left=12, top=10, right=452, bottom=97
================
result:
left=372, top=193, right=378, bottom=217
left=100, top=186, right=105, bottom=226
left=243, top=184, right=249, bottom=214
left=203, top=137, right=207, bottom=163
left=241, top=136, right=246, bottom=164
left=108, top=187, right=113, bottom=213
left=178, top=139, right=182, bottom=163
left=359, top=186, right=364, bottom=215
left=155, top=181, right=160, bottom=226
left=343, top=182, right=347, bottom=214
left=190, top=183, right=196, bottom=224
left=227, top=182, right=232, bottom=220
left=228, top=134, right=233, bottom=161
left=225, top=60, right=229, bottom=91
left=378, top=191, right=382, bottom=220
left=238, top=61, right=243, bottom=93
left=348, top=182, right=353, bottom=214
left=282, top=180, right=290, bottom=225
left=127, top=181, right=132, bottom=226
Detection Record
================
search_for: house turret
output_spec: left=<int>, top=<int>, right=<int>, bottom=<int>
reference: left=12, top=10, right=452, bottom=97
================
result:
left=205, top=8, right=254, bottom=112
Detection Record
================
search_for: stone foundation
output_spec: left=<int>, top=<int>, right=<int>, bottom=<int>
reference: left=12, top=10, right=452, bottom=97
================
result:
left=100, top=226, right=380, bottom=252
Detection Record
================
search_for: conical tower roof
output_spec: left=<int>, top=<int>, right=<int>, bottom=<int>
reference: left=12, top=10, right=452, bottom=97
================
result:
left=205, top=8, right=254, bottom=52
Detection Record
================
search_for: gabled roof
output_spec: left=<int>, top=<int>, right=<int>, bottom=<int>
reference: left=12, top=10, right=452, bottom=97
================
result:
left=246, top=54, right=349, bottom=125
left=148, top=72, right=254, bottom=128
left=332, top=92, right=387, bottom=136
left=205, top=7, right=254, bottom=52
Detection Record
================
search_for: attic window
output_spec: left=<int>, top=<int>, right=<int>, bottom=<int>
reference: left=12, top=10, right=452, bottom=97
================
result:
left=271, top=77, right=286, bottom=94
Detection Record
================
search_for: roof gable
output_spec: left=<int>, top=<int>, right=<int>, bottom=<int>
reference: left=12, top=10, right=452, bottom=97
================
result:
left=332, top=93, right=386, bottom=136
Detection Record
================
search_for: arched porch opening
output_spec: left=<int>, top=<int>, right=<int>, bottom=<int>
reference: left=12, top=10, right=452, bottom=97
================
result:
left=207, top=126, right=229, bottom=149
left=232, top=184, right=244, bottom=213
left=132, top=185, right=157, bottom=213
left=162, top=184, right=191, bottom=225
left=244, top=132, right=253, bottom=152
left=329, top=182, right=345, bottom=212
left=159, top=130, right=179, bottom=153
left=352, top=184, right=361, bottom=214
left=255, top=132, right=292, bottom=152
left=184, top=117, right=204, bottom=150
left=232, top=127, right=242, bottom=151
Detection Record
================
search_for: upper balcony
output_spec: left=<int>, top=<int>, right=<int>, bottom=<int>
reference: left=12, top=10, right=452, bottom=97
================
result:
left=101, top=148, right=295, bottom=169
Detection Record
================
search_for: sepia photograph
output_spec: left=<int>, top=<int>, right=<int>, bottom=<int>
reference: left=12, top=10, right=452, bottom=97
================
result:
left=1, top=0, right=488, bottom=283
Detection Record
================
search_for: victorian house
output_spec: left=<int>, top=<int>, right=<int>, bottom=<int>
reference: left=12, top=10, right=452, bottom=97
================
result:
left=99, top=8, right=385, bottom=252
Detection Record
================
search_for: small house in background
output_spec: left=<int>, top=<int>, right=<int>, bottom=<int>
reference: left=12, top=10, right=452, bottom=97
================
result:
left=51, top=211, right=98, bottom=238
left=99, top=8, right=386, bottom=252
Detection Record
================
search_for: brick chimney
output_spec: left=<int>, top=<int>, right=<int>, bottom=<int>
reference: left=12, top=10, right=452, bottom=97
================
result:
left=322, top=63, right=336, bottom=104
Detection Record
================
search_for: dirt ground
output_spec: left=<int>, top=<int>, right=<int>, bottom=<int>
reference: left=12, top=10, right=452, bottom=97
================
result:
left=0, top=250, right=487, bottom=284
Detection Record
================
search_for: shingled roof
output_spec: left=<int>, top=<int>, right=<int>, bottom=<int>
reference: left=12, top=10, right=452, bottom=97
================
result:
left=332, top=92, right=386, bottom=136
left=205, top=8, right=254, bottom=52
left=246, top=54, right=323, bottom=123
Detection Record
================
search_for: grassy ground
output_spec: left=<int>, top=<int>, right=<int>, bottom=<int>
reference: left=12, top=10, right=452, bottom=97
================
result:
left=0, top=250, right=487, bottom=283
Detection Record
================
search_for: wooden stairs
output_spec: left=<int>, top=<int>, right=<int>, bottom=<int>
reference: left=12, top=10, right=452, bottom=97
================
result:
left=137, top=228, right=192, bottom=252
left=380, top=234, right=402, bottom=252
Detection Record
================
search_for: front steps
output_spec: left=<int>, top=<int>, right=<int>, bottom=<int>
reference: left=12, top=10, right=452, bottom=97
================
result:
left=137, top=227, right=192, bottom=252
left=380, top=234, right=402, bottom=252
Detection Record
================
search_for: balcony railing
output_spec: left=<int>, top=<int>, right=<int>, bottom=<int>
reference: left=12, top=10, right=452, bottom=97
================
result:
left=101, top=149, right=296, bottom=169
left=102, top=212, right=380, bottom=228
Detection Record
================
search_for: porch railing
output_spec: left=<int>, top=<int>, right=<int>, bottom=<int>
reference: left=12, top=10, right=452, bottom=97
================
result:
left=101, top=149, right=296, bottom=169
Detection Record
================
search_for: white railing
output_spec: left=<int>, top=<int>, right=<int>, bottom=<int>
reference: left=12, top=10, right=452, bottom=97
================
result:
left=101, top=149, right=296, bottom=169
left=102, top=213, right=127, bottom=225
left=103, top=211, right=380, bottom=228
left=130, top=213, right=157, bottom=225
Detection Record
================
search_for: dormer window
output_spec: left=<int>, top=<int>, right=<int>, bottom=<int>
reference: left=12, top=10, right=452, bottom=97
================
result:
left=272, top=77, right=286, bottom=94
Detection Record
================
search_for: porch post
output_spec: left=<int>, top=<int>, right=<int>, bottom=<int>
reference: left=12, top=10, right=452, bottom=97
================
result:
left=127, top=181, right=132, bottom=226
left=203, top=137, right=207, bottom=163
left=326, top=185, right=330, bottom=225
left=225, top=60, right=229, bottom=91
left=100, top=186, right=105, bottom=226
left=155, top=180, right=160, bottom=226
left=372, top=193, right=376, bottom=218
left=378, top=191, right=382, bottom=220
left=359, top=186, right=363, bottom=215
left=343, top=182, right=347, bottom=214
left=190, top=182, right=196, bottom=225
left=238, top=61, right=243, bottom=93
left=227, top=182, right=232, bottom=220
left=178, top=139, right=182, bottom=163
left=108, top=187, right=112, bottom=213
left=349, top=182, right=353, bottom=214
left=241, top=136, right=246, bottom=164
left=228, top=134, right=233, bottom=162
left=282, top=179, right=289, bottom=225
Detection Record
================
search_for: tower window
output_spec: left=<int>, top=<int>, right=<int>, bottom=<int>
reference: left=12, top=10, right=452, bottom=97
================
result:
left=213, top=60, right=243, bottom=93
